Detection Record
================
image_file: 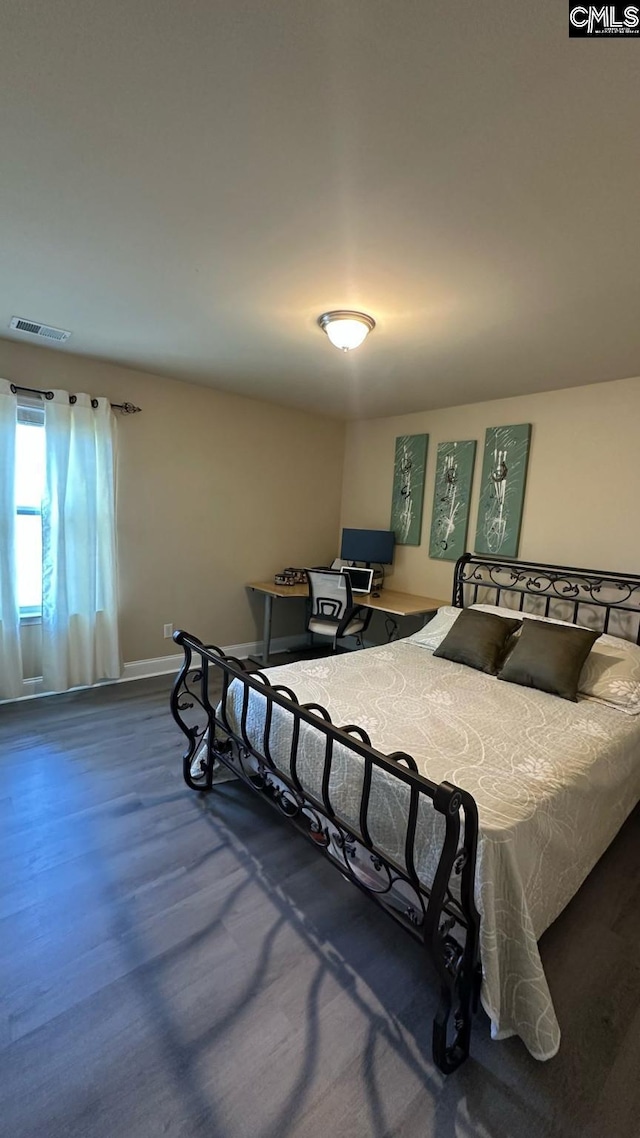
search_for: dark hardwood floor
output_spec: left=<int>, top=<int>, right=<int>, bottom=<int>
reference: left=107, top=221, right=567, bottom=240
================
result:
left=0, top=666, right=639, bottom=1138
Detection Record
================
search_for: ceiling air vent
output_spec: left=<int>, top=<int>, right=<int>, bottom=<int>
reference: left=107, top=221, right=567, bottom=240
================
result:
left=10, top=316, right=71, bottom=342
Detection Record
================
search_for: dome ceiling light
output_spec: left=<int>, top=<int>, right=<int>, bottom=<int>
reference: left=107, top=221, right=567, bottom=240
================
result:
left=317, top=310, right=376, bottom=352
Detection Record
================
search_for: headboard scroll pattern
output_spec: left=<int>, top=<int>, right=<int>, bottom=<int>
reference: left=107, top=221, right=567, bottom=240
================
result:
left=452, top=553, right=640, bottom=645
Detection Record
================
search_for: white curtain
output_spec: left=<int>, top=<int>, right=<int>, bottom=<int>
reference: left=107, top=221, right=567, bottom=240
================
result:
left=0, top=379, right=24, bottom=698
left=42, top=391, right=121, bottom=692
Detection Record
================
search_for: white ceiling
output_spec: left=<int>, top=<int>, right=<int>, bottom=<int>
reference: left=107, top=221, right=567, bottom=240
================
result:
left=2, top=1, right=639, bottom=419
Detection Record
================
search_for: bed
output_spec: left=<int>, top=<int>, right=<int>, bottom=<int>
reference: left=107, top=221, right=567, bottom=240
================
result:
left=170, top=554, right=640, bottom=1073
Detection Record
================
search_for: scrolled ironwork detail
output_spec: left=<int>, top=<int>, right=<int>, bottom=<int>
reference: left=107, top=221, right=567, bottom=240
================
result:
left=306, top=814, right=330, bottom=846
left=453, top=553, right=640, bottom=646
left=333, top=828, right=358, bottom=859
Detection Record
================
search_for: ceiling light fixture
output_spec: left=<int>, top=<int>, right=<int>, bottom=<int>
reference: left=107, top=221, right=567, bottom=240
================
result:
left=317, top=310, right=376, bottom=351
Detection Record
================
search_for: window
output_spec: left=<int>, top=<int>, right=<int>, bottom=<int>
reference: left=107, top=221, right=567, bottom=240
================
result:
left=15, top=405, right=45, bottom=618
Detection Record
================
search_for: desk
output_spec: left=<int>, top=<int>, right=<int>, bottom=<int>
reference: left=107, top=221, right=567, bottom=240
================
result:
left=247, top=580, right=448, bottom=666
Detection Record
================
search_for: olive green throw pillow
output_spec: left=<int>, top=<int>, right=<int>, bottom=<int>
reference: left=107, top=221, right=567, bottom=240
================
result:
left=498, top=620, right=600, bottom=701
left=433, top=608, right=522, bottom=675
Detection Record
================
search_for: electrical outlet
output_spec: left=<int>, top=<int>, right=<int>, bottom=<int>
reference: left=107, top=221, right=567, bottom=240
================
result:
left=163, top=623, right=173, bottom=639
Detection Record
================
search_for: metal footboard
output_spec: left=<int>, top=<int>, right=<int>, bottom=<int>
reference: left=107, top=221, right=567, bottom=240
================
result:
left=170, top=631, right=481, bottom=1074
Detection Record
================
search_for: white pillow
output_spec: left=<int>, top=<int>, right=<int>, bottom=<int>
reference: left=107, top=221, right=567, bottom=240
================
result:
left=471, top=602, right=584, bottom=628
left=578, top=633, right=640, bottom=714
left=408, top=602, right=565, bottom=655
left=407, top=606, right=461, bottom=651
left=472, top=603, right=640, bottom=714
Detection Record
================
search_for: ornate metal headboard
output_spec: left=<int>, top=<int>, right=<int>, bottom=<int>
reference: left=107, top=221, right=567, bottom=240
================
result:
left=452, top=553, right=640, bottom=644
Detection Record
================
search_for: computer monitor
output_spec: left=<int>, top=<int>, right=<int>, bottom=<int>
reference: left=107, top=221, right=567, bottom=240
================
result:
left=340, top=528, right=395, bottom=565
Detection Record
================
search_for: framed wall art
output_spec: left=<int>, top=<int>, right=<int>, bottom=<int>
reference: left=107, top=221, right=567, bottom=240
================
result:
left=428, top=439, right=477, bottom=561
left=390, top=433, right=429, bottom=546
left=474, top=423, right=531, bottom=558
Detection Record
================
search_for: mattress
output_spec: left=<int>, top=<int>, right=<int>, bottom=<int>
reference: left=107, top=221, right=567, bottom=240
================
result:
left=216, top=639, right=640, bottom=1060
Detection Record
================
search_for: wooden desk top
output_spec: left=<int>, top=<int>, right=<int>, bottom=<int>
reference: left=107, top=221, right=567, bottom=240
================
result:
left=361, top=588, right=447, bottom=617
left=249, top=581, right=309, bottom=599
left=247, top=581, right=447, bottom=617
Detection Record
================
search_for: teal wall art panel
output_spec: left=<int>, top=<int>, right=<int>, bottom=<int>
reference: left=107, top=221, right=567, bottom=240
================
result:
left=390, top=433, right=429, bottom=546
left=429, top=439, right=477, bottom=561
left=474, top=423, right=531, bottom=558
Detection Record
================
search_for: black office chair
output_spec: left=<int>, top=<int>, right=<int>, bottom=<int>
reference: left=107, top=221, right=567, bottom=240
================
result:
left=305, top=569, right=371, bottom=652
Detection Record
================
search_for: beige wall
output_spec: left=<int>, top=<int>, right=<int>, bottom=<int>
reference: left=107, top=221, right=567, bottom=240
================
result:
left=0, top=338, right=345, bottom=666
left=6, top=333, right=638, bottom=672
left=341, top=376, right=640, bottom=603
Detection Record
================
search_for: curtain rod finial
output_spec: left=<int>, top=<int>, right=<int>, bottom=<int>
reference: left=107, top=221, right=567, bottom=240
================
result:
left=116, top=402, right=142, bottom=415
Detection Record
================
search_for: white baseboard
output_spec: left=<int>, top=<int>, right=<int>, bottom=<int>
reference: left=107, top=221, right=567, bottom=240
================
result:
left=120, top=633, right=309, bottom=682
left=120, top=653, right=183, bottom=681
left=3, top=633, right=310, bottom=704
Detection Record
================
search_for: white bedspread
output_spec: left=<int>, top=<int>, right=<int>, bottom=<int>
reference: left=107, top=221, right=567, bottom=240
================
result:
left=220, top=640, right=640, bottom=1060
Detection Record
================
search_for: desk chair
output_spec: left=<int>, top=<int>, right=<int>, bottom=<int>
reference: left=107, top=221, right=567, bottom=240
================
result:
left=305, top=569, right=370, bottom=652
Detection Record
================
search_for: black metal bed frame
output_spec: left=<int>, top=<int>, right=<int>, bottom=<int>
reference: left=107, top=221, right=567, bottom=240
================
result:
left=454, top=552, right=640, bottom=640
left=170, top=552, right=640, bottom=1074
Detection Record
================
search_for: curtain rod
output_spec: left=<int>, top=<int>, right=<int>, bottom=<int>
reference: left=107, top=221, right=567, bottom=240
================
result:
left=9, top=383, right=141, bottom=414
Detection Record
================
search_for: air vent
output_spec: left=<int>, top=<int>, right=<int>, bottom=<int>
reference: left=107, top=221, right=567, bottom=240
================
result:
left=10, top=316, right=71, bottom=342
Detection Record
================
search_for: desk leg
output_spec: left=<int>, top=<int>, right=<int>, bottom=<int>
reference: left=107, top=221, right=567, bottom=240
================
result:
left=385, top=616, right=399, bottom=642
left=261, top=593, right=273, bottom=667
